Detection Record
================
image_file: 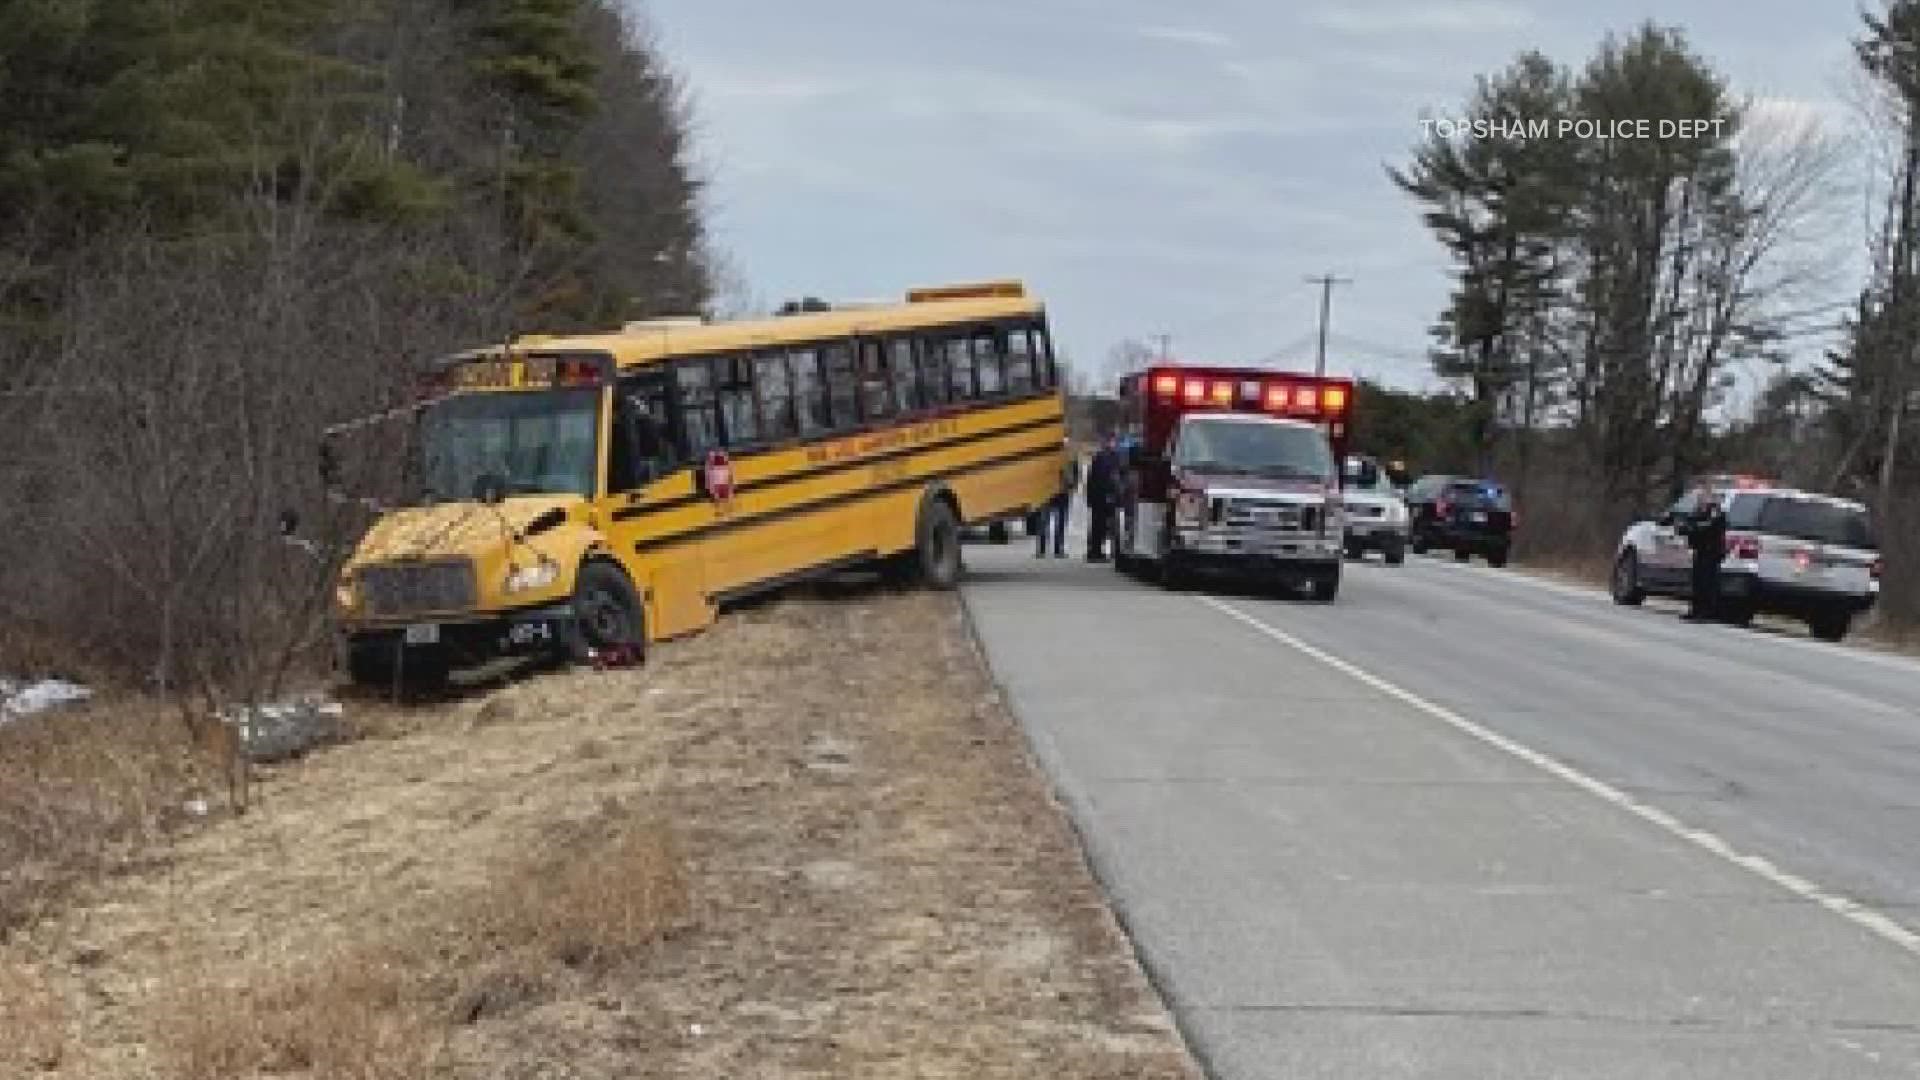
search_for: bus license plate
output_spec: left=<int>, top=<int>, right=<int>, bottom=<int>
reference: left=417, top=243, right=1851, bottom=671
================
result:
left=404, top=623, right=440, bottom=646
left=508, top=622, right=553, bottom=646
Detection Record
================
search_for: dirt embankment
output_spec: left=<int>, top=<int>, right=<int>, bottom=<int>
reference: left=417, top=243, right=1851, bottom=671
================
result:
left=2, top=585, right=1202, bottom=1079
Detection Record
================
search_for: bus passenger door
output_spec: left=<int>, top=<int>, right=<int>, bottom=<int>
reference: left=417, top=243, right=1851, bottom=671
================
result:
left=608, top=372, right=710, bottom=638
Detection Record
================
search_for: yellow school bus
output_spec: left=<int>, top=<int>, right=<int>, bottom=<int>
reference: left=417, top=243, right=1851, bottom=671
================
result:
left=327, top=280, right=1067, bottom=686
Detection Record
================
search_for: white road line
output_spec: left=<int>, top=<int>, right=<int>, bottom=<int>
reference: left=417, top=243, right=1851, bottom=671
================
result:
left=1199, top=594, right=1920, bottom=960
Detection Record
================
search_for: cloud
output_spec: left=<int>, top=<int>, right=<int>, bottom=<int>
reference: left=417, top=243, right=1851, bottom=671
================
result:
left=1307, top=1, right=1535, bottom=36
left=657, top=0, right=1857, bottom=389
left=1133, top=24, right=1236, bottom=50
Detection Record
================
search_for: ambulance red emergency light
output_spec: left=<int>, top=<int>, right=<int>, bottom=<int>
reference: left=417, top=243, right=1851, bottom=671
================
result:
left=1111, top=365, right=1356, bottom=600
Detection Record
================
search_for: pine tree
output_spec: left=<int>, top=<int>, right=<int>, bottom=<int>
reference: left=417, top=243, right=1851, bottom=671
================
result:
left=1390, top=51, right=1577, bottom=474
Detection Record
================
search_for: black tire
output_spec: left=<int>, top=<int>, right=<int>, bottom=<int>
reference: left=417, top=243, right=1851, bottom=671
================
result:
left=1720, top=601, right=1755, bottom=627
left=1345, top=540, right=1365, bottom=561
left=1611, top=550, right=1646, bottom=606
left=916, top=498, right=964, bottom=590
left=1410, top=531, right=1430, bottom=555
left=1383, top=540, right=1407, bottom=566
left=1487, top=547, right=1510, bottom=569
left=986, top=521, right=1011, bottom=545
left=1308, top=566, right=1342, bottom=602
left=567, top=560, right=647, bottom=664
left=1808, top=610, right=1852, bottom=642
left=1453, top=548, right=1470, bottom=563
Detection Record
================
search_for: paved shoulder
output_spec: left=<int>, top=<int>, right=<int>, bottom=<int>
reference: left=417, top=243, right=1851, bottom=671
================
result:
left=962, top=548, right=1920, bottom=1079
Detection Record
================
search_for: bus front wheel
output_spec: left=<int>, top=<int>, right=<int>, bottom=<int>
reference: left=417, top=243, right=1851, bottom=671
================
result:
left=567, top=560, right=647, bottom=664
left=917, top=499, right=964, bottom=590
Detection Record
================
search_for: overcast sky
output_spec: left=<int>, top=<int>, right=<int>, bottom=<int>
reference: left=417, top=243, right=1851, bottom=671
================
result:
left=646, top=1, right=1868, bottom=392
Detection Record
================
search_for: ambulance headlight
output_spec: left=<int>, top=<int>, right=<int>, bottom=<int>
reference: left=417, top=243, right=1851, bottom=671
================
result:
left=1174, top=490, right=1208, bottom=526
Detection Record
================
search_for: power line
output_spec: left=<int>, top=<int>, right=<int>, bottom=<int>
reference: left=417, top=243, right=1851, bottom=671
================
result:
left=1304, top=273, right=1353, bottom=379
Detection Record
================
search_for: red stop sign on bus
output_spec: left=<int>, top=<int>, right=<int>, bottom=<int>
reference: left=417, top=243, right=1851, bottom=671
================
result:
left=704, top=449, right=735, bottom=503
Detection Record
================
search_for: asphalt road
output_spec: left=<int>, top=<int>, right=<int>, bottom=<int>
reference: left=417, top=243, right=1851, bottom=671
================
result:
left=961, top=532, right=1920, bottom=1078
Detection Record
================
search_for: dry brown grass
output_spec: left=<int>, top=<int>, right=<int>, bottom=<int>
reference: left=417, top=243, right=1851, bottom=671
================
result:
left=9, top=584, right=1196, bottom=1080
left=467, top=818, right=690, bottom=971
left=0, top=700, right=213, bottom=934
left=151, top=946, right=437, bottom=1080
left=147, top=818, right=688, bottom=1080
left=0, top=960, right=69, bottom=1073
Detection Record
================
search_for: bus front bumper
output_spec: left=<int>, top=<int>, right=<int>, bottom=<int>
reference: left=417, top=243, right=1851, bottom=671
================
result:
left=337, top=602, right=578, bottom=669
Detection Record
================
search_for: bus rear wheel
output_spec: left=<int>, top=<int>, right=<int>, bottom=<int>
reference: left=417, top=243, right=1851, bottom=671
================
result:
left=917, top=499, right=964, bottom=590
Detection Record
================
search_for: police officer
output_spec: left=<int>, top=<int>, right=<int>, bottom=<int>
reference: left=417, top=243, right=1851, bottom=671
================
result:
left=1680, top=483, right=1728, bottom=621
left=1085, top=433, right=1121, bottom=562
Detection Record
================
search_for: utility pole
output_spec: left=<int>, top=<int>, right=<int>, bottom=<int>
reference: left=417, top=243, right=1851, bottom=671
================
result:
left=1154, top=334, right=1172, bottom=363
left=1305, top=273, right=1352, bottom=379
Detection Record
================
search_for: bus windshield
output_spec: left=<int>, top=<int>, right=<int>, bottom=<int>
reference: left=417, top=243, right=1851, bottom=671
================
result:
left=1174, top=419, right=1333, bottom=481
left=417, top=388, right=601, bottom=502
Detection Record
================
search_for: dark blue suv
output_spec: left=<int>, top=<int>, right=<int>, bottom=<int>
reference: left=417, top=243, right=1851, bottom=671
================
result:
left=1405, top=475, right=1515, bottom=567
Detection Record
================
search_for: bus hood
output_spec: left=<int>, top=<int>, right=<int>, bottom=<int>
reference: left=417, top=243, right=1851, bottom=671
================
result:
left=351, top=495, right=587, bottom=564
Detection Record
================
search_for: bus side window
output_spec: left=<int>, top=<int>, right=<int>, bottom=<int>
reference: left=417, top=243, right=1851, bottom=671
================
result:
left=611, top=374, right=675, bottom=491
left=889, top=337, right=922, bottom=413
left=941, top=332, right=976, bottom=400
left=1034, top=324, right=1059, bottom=389
left=859, top=339, right=895, bottom=422
left=821, top=341, right=861, bottom=429
left=972, top=329, right=1007, bottom=397
left=715, top=354, right=759, bottom=447
left=790, top=347, right=830, bottom=436
left=1005, top=326, right=1037, bottom=395
left=755, top=352, right=797, bottom=441
left=916, top=336, right=951, bottom=407
left=676, top=359, right=721, bottom=458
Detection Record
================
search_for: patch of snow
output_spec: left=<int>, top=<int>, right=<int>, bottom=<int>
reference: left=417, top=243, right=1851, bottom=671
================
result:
left=0, top=677, right=93, bottom=723
left=218, top=693, right=348, bottom=763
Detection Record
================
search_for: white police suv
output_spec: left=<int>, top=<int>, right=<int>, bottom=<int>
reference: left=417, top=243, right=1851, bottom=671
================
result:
left=1611, top=478, right=1882, bottom=641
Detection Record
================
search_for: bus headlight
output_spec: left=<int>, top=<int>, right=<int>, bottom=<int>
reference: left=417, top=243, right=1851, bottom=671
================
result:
left=505, top=560, right=560, bottom=594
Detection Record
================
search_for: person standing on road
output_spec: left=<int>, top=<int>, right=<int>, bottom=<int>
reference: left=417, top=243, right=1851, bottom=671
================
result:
left=1115, top=429, right=1139, bottom=555
left=1085, top=433, right=1121, bottom=562
left=1680, top=484, right=1728, bottom=622
left=1037, top=439, right=1079, bottom=559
